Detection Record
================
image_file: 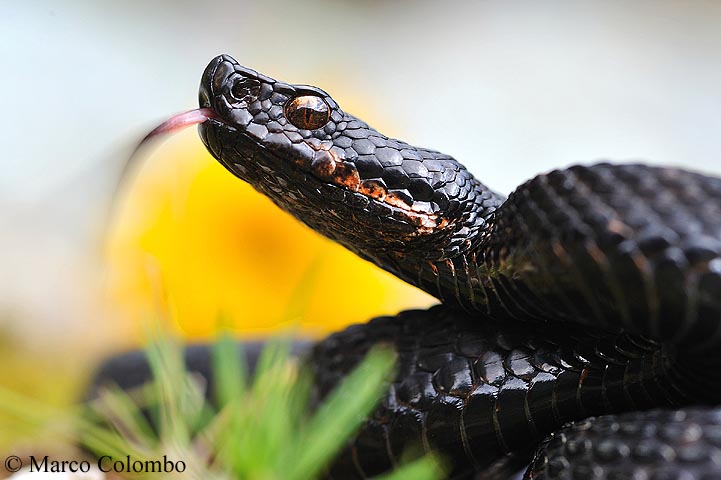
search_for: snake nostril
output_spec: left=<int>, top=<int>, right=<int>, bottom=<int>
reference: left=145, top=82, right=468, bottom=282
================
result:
left=230, top=76, right=261, bottom=103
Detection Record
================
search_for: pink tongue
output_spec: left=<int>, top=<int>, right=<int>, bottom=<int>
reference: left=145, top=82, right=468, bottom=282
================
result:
left=114, top=108, right=218, bottom=207
left=137, top=107, right=217, bottom=147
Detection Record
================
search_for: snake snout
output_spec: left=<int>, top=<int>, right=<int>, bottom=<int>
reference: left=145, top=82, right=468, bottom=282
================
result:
left=199, top=55, right=226, bottom=109
left=199, top=55, right=267, bottom=129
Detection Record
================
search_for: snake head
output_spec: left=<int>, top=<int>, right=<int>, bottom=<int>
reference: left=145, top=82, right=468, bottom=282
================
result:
left=198, top=54, right=499, bottom=262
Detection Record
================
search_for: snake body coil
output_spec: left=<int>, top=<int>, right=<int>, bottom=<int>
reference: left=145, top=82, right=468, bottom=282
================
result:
left=192, top=55, right=721, bottom=478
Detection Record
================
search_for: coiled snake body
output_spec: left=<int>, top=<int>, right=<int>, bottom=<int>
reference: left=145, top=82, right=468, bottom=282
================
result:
left=171, top=55, right=721, bottom=478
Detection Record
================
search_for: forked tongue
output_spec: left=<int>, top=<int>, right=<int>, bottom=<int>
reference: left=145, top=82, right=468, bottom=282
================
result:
left=132, top=107, right=217, bottom=157
left=111, top=107, right=217, bottom=215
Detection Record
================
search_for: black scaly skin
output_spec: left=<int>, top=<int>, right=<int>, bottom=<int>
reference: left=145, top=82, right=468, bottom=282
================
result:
left=411, top=164, right=721, bottom=356
left=195, top=55, right=721, bottom=477
left=526, top=408, right=721, bottom=479
left=308, top=307, right=695, bottom=478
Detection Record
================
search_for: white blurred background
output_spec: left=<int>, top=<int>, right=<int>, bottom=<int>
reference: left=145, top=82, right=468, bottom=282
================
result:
left=1, top=0, right=720, bottom=346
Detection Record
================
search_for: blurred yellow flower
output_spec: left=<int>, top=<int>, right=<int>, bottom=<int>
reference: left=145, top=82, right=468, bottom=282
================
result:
left=105, top=129, right=434, bottom=341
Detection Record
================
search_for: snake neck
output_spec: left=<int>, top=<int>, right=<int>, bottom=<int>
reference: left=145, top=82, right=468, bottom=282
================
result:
left=393, top=164, right=721, bottom=362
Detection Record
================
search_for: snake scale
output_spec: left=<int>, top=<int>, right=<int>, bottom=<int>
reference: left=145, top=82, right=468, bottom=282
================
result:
left=102, top=54, right=721, bottom=479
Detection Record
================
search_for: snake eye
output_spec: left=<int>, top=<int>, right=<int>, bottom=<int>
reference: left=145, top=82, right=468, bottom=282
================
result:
left=285, top=95, right=330, bottom=130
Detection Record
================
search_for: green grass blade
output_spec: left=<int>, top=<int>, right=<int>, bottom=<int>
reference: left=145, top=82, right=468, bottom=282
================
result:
left=145, top=332, right=206, bottom=443
left=1, top=325, right=446, bottom=480
left=90, top=385, right=157, bottom=446
left=211, top=333, right=247, bottom=408
left=287, top=346, right=396, bottom=480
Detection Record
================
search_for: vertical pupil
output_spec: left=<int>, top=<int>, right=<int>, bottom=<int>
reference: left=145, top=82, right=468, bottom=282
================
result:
left=285, top=95, right=330, bottom=129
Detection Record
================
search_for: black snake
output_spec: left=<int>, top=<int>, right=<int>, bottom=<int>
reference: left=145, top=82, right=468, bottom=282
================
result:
left=101, top=54, right=721, bottom=479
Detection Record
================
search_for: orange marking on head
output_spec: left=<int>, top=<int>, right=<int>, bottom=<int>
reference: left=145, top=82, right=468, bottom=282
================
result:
left=384, top=192, right=408, bottom=209
left=332, top=162, right=360, bottom=191
left=312, top=150, right=337, bottom=177
left=307, top=143, right=452, bottom=235
left=359, top=180, right=387, bottom=201
left=383, top=192, right=441, bottom=230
